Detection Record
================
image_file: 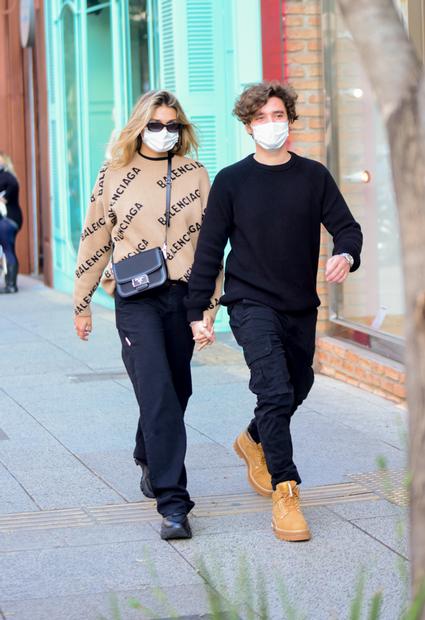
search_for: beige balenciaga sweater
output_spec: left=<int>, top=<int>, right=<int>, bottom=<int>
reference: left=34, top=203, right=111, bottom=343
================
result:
left=74, top=152, right=223, bottom=318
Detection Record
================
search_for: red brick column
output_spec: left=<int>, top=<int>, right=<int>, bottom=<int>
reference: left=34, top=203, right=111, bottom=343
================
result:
left=261, top=0, right=284, bottom=81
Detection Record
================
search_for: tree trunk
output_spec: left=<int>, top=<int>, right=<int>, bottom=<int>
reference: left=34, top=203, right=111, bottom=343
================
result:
left=336, top=0, right=425, bottom=607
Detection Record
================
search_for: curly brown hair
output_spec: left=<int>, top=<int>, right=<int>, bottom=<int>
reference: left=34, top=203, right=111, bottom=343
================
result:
left=233, top=80, right=299, bottom=124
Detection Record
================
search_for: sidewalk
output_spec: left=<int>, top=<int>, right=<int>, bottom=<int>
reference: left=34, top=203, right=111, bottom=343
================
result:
left=0, top=277, right=408, bottom=620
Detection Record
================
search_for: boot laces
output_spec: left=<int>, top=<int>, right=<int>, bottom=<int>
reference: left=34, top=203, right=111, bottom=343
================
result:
left=285, top=494, right=300, bottom=511
left=277, top=484, right=301, bottom=512
left=254, top=444, right=266, bottom=467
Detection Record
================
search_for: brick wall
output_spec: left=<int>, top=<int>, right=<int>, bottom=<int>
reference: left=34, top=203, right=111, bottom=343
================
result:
left=317, top=337, right=406, bottom=403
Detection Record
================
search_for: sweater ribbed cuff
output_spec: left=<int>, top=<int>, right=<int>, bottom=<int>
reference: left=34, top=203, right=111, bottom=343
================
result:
left=187, top=308, right=204, bottom=323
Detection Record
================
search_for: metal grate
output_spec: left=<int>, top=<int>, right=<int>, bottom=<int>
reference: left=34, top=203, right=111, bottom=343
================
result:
left=0, top=482, right=378, bottom=533
left=348, top=469, right=408, bottom=507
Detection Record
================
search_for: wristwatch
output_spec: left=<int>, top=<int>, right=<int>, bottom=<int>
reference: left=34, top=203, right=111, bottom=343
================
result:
left=340, top=253, right=354, bottom=268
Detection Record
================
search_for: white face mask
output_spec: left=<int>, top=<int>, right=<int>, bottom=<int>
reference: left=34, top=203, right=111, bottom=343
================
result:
left=142, top=127, right=179, bottom=153
left=251, top=121, right=289, bottom=151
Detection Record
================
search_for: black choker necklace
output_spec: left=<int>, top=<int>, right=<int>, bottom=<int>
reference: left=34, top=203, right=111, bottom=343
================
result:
left=138, top=150, right=170, bottom=161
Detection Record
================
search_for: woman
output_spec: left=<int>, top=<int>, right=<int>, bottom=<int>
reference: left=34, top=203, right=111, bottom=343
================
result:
left=74, top=90, right=222, bottom=540
left=0, top=152, right=23, bottom=294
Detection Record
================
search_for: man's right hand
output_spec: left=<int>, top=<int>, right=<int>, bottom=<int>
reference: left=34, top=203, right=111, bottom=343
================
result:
left=191, top=315, right=215, bottom=351
left=74, top=315, right=92, bottom=341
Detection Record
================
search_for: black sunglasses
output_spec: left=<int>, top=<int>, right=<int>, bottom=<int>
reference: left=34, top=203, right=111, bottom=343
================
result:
left=146, top=120, right=182, bottom=133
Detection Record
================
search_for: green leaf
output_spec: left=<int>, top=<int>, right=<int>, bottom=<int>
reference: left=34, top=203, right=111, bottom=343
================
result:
left=350, top=571, right=366, bottom=620
left=403, top=581, right=425, bottom=620
left=256, top=568, right=269, bottom=620
left=368, top=591, right=383, bottom=620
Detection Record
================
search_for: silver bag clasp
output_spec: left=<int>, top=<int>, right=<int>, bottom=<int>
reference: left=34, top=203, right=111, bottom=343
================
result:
left=132, top=274, right=149, bottom=288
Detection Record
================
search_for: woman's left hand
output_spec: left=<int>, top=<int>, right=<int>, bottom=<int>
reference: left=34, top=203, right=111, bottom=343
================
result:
left=191, top=314, right=215, bottom=351
left=325, top=255, right=350, bottom=284
left=74, top=315, right=93, bottom=341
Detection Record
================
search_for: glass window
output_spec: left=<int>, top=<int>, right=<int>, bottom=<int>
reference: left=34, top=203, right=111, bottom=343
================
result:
left=86, top=4, right=115, bottom=185
left=325, top=1, right=407, bottom=341
left=62, top=5, right=82, bottom=252
left=128, top=1, right=151, bottom=105
left=46, top=0, right=155, bottom=300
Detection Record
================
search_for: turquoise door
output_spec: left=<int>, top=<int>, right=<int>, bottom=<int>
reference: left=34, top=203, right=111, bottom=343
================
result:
left=44, top=0, right=128, bottom=302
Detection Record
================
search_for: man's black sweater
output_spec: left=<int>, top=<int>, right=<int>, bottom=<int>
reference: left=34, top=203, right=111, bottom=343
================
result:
left=185, top=152, right=363, bottom=322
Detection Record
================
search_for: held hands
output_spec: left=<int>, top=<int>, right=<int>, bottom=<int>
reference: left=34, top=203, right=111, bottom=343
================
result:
left=325, top=255, right=350, bottom=284
left=74, top=315, right=92, bottom=341
left=191, top=314, right=215, bottom=351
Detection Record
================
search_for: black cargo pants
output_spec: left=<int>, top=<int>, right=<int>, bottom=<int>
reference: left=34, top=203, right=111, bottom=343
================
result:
left=228, top=300, right=317, bottom=487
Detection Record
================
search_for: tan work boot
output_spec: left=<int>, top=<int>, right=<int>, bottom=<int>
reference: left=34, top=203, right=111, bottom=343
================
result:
left=233, top=430, right=273, bottom=497
left=272, top=480, right=311, bottom=542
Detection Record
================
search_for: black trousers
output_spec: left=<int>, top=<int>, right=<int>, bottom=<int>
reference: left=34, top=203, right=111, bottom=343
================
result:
left=228, top=300, right=317, bottom=488
left=0, top=217, right=19, bottom=266
left=115, top=282, right=195, bottom=517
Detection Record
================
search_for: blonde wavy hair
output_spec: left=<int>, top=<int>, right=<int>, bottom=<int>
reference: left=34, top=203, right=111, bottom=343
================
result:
left=0, top=151, right=16, bottom=176
left=109, top=90, right=198, bottom=169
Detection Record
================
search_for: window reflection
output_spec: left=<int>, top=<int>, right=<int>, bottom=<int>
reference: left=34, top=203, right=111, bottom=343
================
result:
left=86, top=5, right=114, bottom=184
left=63, top=5, right=82, bottom=252
left=129, top=1, right=150, bottom=104
left=331, top=5, right=405, bottom=339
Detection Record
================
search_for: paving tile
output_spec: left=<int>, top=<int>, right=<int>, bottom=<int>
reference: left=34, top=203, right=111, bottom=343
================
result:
left=0, top=540, right=202, bottom=601
left=188, top=466, right=248, bottom=498
left=0, top=464, right=39, bottom=514
left=327, top=498, right=407, bottom=521
left=290, top=408, right=407, bottom=487
left=1, top=584, right=228, bottom=620
left=7, top=466, right=124, bottom=510
left=174, top=517, right=409, bottom=620
left=352, top=514, right=409, bottom=558
left=0, top=522, right=159, bottom=553
left=0, top=341, right=84, bottom=377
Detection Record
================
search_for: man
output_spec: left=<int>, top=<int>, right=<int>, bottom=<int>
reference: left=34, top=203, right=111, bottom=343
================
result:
left=185, top=81, right=362, bottom=542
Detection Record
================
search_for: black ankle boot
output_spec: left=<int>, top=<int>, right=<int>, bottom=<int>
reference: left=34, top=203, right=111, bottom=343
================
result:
left=134, top=458, right=155, bottom=499
left=160, top=513, right=192, bottom=540
left=0, top=262, right=18, bottom=294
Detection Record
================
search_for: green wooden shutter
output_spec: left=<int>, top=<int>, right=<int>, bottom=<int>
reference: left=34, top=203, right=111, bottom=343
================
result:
left=156, top=0, right=263, bottom=330
left=156, top=0, right=229, bottom=179
left=158, top=0, right=177, bottom=92
left=156, top=0, right=262, bottom=178
left=186, top=0, right=220, bottom=177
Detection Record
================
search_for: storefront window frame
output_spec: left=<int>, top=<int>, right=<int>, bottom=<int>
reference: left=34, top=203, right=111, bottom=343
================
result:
left=45, top=0, right=158, bottom=302
left=47, top=0, right=135, bottom=262
left=322, top=0, right=406, bottom=362
left=53, top=0, right=87, bottom=257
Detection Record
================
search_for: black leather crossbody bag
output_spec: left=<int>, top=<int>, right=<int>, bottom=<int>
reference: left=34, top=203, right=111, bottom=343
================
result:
left=112, top=154, right=172, bottom=298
